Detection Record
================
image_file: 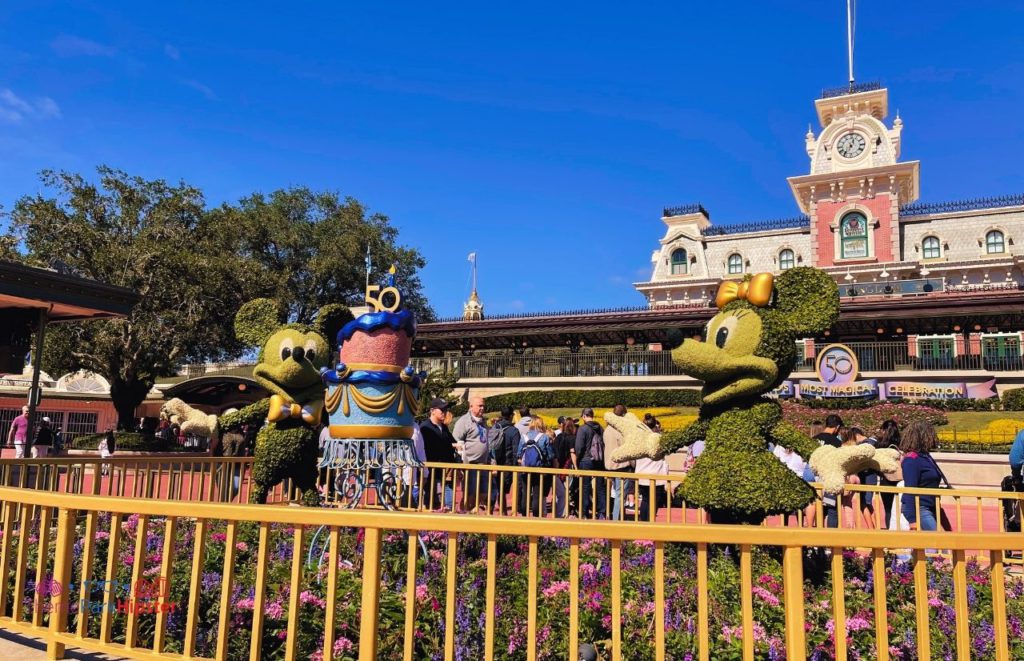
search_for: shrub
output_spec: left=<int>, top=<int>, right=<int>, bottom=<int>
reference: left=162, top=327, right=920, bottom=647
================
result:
left=219, top=398, right=270, bottom=430
left=484, top=388, right=701, bottom=412
left=1004, top=388, right=1024, bottom=411
left=69, top=432, right=191, bottom=453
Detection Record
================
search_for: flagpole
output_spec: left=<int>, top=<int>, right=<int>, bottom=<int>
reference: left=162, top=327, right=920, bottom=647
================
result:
left=847, top=0, right=855, bottom=89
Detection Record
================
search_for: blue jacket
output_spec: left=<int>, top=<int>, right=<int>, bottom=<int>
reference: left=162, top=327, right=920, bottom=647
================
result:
left=901, top=453, right=941, bottom=524
left=1010, top=430, right=1024, bottom=468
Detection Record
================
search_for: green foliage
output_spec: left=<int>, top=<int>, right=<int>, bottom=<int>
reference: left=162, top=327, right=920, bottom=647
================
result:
left=234, top=299, right=284, bottom=348
left=484, top=388, right=701, bottom=412
left=1003, top=388, right=1024, bottom=411
left=313, top=303, right=355, bottom=350
left=69, top=432, right=191, bottom=452
left=249, top=421, right=319, bottom=504
left=219, top=398, right=270, bottom=430
left=772, top=266, right=841, bottom=336
left=11, top=167, right=265, bottom=428
left=218, top=187, right=435, bottom=324
left=418, top=369, right=468, bottom=420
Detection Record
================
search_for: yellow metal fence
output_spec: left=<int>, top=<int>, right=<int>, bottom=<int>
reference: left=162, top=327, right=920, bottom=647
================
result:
left=0, top=484, right=1022, bottom=660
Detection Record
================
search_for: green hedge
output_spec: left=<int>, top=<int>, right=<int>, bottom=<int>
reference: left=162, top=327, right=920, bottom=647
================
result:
left=483, top=388, right=701, bottom=412
left=69, top=432, right=191, bottom=453
left=1003, top=388, right=1024, bottom=411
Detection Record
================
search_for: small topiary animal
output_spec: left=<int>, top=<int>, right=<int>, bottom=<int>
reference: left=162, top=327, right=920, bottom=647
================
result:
left=609, top=267, right=899, bottom=524
left=234, top=299, right=352, bottom=505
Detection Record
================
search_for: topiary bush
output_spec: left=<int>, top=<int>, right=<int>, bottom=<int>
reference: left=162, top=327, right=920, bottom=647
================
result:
left=219, top=398, right=270, bottom=430
left=1003, top=388, right=1024, bottom=411
left=484, top=388, right=701, bottom=412
left=69, top=432, right=192, bottom=452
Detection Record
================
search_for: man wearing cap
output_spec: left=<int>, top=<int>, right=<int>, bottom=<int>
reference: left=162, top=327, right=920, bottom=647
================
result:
left=32, top=416, right=54, bottom=458
left=7, top=405, right=29, bottom=458
left=419, top=398, right=459, bottom=511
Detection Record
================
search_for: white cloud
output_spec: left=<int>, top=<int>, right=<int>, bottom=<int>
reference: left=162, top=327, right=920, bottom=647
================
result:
left=0, top=89, right=32, bottom=114
left=164, top=44, right=180, bottom=60
left=180, top=79, right=216, bottom=100
left=35, top=97, right=61, bottom=118
left=50, top=34, right=116, bottom=57
left=0, top=89, right=61, bottom=123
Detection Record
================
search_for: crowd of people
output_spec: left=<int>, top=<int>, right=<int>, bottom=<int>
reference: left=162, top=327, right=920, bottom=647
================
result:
left=413, top=397, right=675, bottom=520
left=409, top=397, right=964, bottom=529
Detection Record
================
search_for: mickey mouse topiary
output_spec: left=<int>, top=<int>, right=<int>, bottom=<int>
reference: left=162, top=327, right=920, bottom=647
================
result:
left=236, top=299, right=352, bottom=505
left=609, top=267, right=899, bottom=524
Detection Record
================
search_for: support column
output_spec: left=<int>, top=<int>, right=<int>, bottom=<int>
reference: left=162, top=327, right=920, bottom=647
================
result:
left=26, top=307, right=49, bottom=440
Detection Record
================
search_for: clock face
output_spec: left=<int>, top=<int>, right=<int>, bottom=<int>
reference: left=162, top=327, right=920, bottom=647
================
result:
left=836, top=132, right=867, bottom=159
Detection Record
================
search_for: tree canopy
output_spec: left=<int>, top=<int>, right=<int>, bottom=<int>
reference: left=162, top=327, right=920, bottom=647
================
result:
left=7, top=167, right=432, bottom=428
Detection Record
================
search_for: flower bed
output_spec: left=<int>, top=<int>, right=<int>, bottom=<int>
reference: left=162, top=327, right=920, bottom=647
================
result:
left=7, top=514, right=1024, bottom=660
left=781, top=401, right=948, bottom=434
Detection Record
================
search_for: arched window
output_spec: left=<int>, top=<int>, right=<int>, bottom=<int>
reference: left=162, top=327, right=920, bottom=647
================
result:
left=922, top=236, right=941, bottom=260
left=839, top=212, right=869, bottom=259
left=778, top=249, right=795, bottom=270
left=727, top=253, right=743, bottom=275
left=670, top=248, right=688, bottom=275
left=986, top=230, right=1005, bottom=254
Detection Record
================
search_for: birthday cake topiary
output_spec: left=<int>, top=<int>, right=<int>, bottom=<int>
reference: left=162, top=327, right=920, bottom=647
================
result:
left=321, top=290, right=424, bottom=439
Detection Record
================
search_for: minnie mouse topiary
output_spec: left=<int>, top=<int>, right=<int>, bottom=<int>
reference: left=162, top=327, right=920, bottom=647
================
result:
left=609, top=267, right=899, bottom=524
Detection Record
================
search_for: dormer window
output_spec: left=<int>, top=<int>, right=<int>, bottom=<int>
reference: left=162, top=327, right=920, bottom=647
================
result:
left=670, top=248, right=688, bottom=275
left=986, top=230, right=1005, bottom=254
left=779, top=249, right=795, bottom=271
left=922, top=236, right=941, bottom=260
left=839, top=212, right=869, bottom=259
left=727, top=253, right=743, bottom=275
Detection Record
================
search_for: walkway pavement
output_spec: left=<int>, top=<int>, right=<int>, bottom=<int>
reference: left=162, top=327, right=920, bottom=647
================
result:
left=0, top=628, right=126, bottom=660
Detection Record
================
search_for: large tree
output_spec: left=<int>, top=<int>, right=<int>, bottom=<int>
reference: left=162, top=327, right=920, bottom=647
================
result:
left=9, top=170, right=433, bottom=428
left=10, top=167, right=262, bottom=427
left=219, top=187, right=435, bottom=324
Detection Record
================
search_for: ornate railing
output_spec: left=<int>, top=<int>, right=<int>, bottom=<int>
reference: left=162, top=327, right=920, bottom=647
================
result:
left=702, top=215, right=810, bottom=236
left=820, top=80, right=882, bottom=98
left=662, top=203, right=708, bottom=218
left=899, top=194, right=1024, bottom=217
left=428, top=301, right=711, bottom=325
left=413, top=340, right=1024, bottom=378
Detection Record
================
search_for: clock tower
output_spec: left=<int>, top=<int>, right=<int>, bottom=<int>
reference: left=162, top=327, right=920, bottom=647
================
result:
left=787, top=85, right=920, bottom=267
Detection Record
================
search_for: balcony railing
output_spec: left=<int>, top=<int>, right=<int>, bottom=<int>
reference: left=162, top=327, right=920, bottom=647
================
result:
left=415, top=341, right=1024, bottom=379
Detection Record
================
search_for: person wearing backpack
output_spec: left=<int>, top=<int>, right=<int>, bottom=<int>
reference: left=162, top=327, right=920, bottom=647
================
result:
left=516, top=418, right=554, bottom=516
left=487, top=406, right=521, bottom=515
left=574, top=408, right=607, bottom=519
left=453, top=396, right=490, bottom=511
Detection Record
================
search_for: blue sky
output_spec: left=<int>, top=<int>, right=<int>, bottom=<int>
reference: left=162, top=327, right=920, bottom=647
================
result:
left=1, top=2, right=1022, bottom=318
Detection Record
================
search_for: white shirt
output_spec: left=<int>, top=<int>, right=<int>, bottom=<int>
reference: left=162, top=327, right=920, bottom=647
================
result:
left=772, top=445, right=806, bottom=476
left=635, top=456, right=669, bottom=487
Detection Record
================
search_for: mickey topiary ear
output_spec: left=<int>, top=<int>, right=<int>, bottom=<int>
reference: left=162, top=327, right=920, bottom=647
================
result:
left=235, top=299, right=285, bottom=348
left=773, top=266, right=840, bottom=335
left=313, top=304, right=355, bottom=350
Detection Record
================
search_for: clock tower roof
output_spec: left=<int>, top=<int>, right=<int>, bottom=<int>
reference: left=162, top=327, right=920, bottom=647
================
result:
left=814, top=82, right=888, bottom=128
